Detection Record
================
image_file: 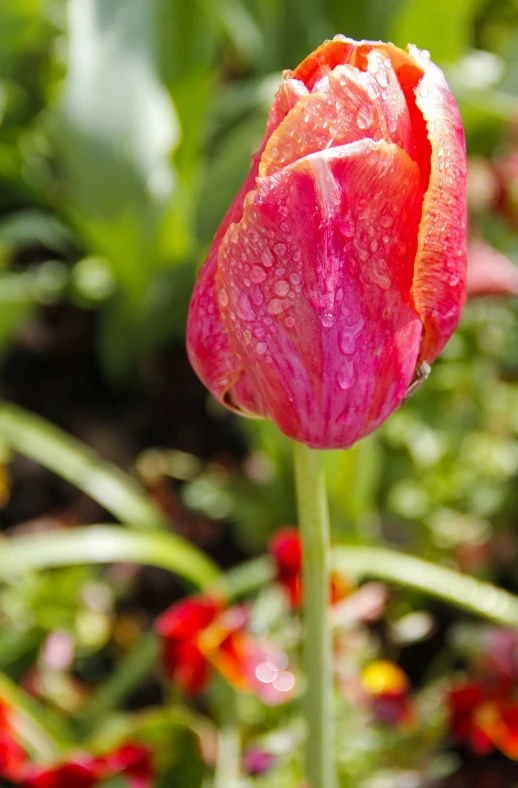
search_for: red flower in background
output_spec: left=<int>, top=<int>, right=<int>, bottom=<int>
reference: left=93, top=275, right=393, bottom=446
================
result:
left=269, top=527, right=351, bottom=609
left=155, top=595, right=295, bottom=705
left=95, top=743, right=153, bottom=788
left=447, top=678, right=518, bottom=758
left=0, top=702, right=27, bottom=783
left=155, top=595, right=220, bottom=695
left=187, top=35, right=467, bottom=449
left=24, top=760, right=97, bottom=788
left=22, top=744, right=153, bottom=788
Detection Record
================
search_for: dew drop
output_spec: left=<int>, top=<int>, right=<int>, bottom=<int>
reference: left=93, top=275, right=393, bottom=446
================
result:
left=268, top=298, right=289, bottom=315
left=218, top=288, right=229, bottom=308
left=380, top=214, right=394, bottom=229
left=375, top=68, right=389, bottom=88
left=256, top=342, right=267, bottom=354
left=290, top=272, right=301, bottom=285
left=284, top=315, right=296, bottom=328
left=261, top=249, right=274, bottom=268
left=320, top=311, right=335, bottom=328
left=274, top=279, right=290, bottom=297
left=273, top=243, right=287, bottom=257
left=337, top=360, right=355, bottom=390
left=251, top=265, right=267, bottom=283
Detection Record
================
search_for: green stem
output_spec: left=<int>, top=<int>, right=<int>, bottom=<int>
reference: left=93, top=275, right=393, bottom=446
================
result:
left=293, top=442, right=336, bottom=788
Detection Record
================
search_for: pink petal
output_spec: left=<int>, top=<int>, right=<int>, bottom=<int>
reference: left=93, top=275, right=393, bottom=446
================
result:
left=216, top=139, right=424, bottom=449
left=405, top=45, right=467, bottom=362
left=467, top=240, right=518, bottom=297
left=186, top=80, right=307, bottom=414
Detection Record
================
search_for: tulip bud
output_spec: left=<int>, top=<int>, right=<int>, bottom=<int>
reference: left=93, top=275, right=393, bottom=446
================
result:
left=187, top=36, right=467, bottom=449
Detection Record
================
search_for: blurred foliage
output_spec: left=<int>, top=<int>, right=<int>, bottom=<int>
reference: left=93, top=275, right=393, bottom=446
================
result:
left=1, top=0, right=518, bottom=786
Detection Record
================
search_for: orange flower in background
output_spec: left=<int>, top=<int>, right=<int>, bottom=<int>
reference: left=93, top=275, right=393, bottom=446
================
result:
left=268, top=527, right=352, bottom=609
left=187, top=35, right=467, bottom=449
left=155, top=595, right=295, bottom=705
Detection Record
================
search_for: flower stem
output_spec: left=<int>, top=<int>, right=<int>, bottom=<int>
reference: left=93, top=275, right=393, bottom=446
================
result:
left=293, top=442, right=336, bottom=788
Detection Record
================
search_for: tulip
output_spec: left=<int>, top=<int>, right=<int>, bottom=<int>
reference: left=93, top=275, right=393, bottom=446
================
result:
left=187, top=36, right=467, bottom=449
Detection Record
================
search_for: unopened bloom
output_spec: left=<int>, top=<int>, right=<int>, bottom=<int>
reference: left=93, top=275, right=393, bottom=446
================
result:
left=187, top=36, right=467, bottom=449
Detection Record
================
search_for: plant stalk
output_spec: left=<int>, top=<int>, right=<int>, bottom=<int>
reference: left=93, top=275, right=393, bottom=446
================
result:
left=293, top=442, right=336, bottom=788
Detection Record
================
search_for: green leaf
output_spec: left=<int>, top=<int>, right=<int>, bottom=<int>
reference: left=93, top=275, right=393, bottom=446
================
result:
left=57, top=0, right=180, bottom=300
left=0, top=402, right=168, bottom=528
left=335, top=546, right=518, bottom=626
left=0, top=210, right=75, bottom=254
left=0, top=525, right=218, bottom=589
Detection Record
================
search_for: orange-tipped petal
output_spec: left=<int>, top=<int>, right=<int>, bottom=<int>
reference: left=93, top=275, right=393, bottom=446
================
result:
left=406, top=45, right=467, bottom=362
left=261, top=50, right=414, bottom=177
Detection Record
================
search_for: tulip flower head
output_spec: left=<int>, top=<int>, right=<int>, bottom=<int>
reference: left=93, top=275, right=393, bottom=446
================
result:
left=187, top=36, right=467, bottom=449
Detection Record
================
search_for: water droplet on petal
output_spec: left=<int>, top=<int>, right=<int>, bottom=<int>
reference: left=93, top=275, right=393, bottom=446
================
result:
left=268, top=298, right=290, bottom=315
left=251, top=265, right=266, bottom=283
left=337, top=360, right=355, bottom=390
left=284, top=315, right=296, bottom=328
left=218, top=288, right=229, bottom=308
left=273, top=243, right=287, bottom=257
left=256, top=342, right=267, bottom=355
left=320, top=311, right=335, bottom=328
left=262, top=249, right=274, bottom=268
left=274, top=279, right=290, bottom=297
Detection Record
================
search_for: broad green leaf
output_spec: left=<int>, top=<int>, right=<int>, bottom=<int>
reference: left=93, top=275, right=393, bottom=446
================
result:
left=0, top=525, right=218, bottom=589
left=0, top=210, right=75, bottom=254
left=57, top=0, right=180, bottom=300
left=0, top=402, right=168, bottom=528
left=335, top=546, right=518, bottom=626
